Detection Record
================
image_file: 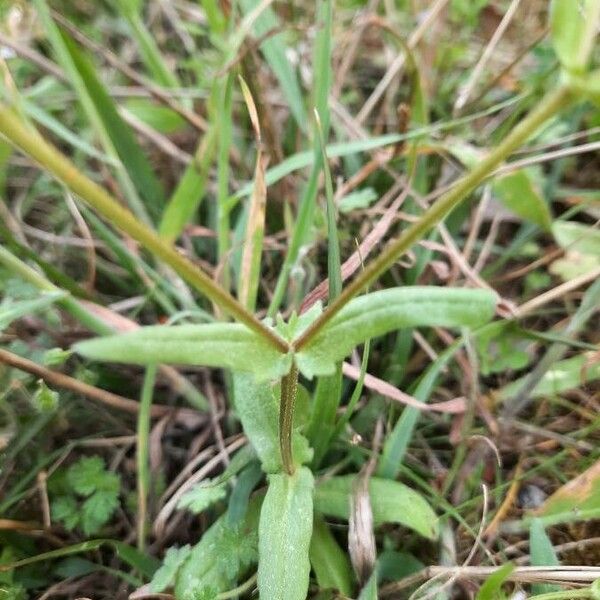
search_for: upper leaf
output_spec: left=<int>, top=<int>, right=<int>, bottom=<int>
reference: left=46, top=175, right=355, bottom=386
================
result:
left=74, top=323, right=292, bottom=381
left=296, top=287, right=497, bottom=378
left=551, top=0, right=600, bottom=74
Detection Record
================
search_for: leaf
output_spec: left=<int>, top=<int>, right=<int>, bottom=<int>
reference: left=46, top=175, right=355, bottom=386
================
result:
left=51, top=495, right=80, bottom=531
left=32, top=380, right=59, bottom=413
left=550, top=0, right=600, bottom=73
left=258, top=467, right=314, bottom=600
left=150, top=545, right=192, bottom=593
left=232, top=373, right=312, bottom=473
left=536, top=459, right=600, bottom=525
left=74, top=323, right=292, bottom=381
left=357, top=569, right=378, bottom=600
left=60, top=31, right=166, bottom=221
left=177, top=481, right=228, bottom=514
left=497, top=352, right=600, bottom=401
left=314, top=475, right=439, bottom=540
left=476, top=563, right=514, bottom=600
left=339, top=188, right=378, bottom=214
left=529, top=519, right=560, bottom=595
left=0, top=291, right=66, bottom=332
left=81, top=487, right=120, bottom=535
left=492, top=169, right=552, bottom=230
left=310, top=515, right=354, bottom=596
left=67, top=456, right=110, bottom=496
left=175, top=497, right=261, bottom=600
left=551, top=221, right=600, bottom=281
left=296, top=287, right=497, bottom=378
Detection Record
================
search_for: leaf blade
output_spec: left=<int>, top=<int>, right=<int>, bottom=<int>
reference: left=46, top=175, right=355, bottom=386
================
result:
left=314, top=475, right=439, bottom=540
left=258, top=467, right=314, bottom=600
left=297, top=287, right=497, bottom=378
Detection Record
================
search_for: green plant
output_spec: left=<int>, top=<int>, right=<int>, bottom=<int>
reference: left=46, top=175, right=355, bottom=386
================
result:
left=0, top=0, right=599, bottom=598
left=50, top=456, right=121, bottom=536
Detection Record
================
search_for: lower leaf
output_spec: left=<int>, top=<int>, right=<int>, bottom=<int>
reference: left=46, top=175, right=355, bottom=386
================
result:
left=258, top=467, right=314, bottom=600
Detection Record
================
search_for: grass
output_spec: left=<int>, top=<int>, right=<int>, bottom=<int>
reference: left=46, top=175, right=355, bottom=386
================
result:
left=0, top=1, right=599, bottom=599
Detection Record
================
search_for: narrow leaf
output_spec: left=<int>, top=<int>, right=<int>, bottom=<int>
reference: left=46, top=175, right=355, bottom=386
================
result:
left=476, top=563, right=515, bottom=600
left=529, top=518, right=560, bottom=595
left=296, top=287, right=497, bottom=378
left=258, top=467, right=314, bottom=600
left=60, top=31, right=166, bottom=220
left=75, top=323, right=292, bottom=381
left=310, top=515, right=354, bottom=596
left=314, top=475, right=439, bottom=540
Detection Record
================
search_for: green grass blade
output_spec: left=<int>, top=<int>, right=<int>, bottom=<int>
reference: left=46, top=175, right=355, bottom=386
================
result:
left=60, top=30, right=166, bottom=222
left=216, top=74, right=235, bottom=290
left=158, top=128, right=217, bottom=242
left=31, top=0, right=152, bottom=225
left=268, top=0, right=333, bottom=315
left=315, top=108, right=341, bottom=301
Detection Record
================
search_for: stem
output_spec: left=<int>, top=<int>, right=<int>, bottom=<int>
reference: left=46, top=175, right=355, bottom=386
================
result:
left=294, top=85, right=573, bottom=351
left=279, top=362, right=299, bottom=475
left=0, top=104, right=288, bottom=354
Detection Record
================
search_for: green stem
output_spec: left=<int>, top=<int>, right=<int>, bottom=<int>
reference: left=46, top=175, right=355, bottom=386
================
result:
left=136, top=364, right=156, bottom=551
left=279, top=362, right=299, bottom=475
left=293, top=85, right=573, bottom=351
left=0, top=104, right=288, bottom=354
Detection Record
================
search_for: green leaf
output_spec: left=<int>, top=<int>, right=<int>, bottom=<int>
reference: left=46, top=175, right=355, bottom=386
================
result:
left=51, top=495, right=80, bottom=531
left=296, top=287, right=497, bottom=378
left=357, top=569, right=378, bottom=600
left=232, top=374, right=312, bottom=473
left=551, top=221, right=600, bottom=281
left=475, top=563, right=514, bottom=600
left=150, top=545, right=192, bottom=593
left=258, top=467, right=314, bottom=600
left=534, top=460, right=600, bottom=527
left=529, top=519, right=560, bottom=595
left=67, top=456, right=110, bottom=496
left=0, top=291, right=65, bottom=332
left=314, top=475, right=439, bottom=540
left=550, top=0, right=600, bottom=74
left=60, top=31, right=166, bottom=221
left=492, top=169, right=552, bottom=230
left=178, top=481, right=228, bottom=514
left=310, top=515, right=354, bottom=596
left=497, top=353, right=600, bottom=401
left=338, top=188, right=378, bottom=214
left=74, top=323, right=292, bottom=381
left=81, top=487, right=120, bottom=535
left=175, top=497, right=261, bottom=600
left=32, top=380, right=59, bottom=413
